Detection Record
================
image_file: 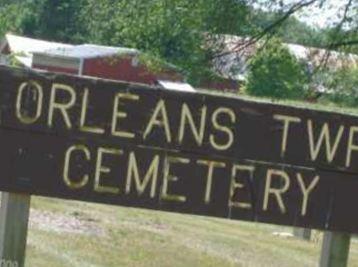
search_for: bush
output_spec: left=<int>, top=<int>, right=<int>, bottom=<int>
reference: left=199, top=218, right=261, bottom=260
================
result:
left=246, top=38, right=308, bottom=99
left=316, top=67, right=358, bottom=107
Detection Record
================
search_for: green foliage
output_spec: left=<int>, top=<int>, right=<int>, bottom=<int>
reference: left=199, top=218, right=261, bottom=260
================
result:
left=137, top=53, right=169, bottom=74
left=0, top=2, right=27, bottom=37
left=0, top=0, right=86, bottom=43
left=80, top=0, right=250, bottom=85
left=250, top=8, right=358, bottom=54
left=250, top=9, right=328, bottom=48
left=0, top=0, right=356, bottom=92
left=203, top=0, right=251, bottom=35
left=317, top=67, right=358, bottom=107
left=0, top=0, right=251, bottom=85
left=277, top=17, right=327, bottom=48
left=323, top=28, right=358, bottom=54
left=21, top=0, right=86, bottom=43
left=246, top=38, right=308, bottom=99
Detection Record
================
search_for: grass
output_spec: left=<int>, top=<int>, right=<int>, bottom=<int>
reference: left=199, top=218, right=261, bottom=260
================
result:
left=201, top=88, right=358, bottom=117
left=21, top=196, right=358, bottom=267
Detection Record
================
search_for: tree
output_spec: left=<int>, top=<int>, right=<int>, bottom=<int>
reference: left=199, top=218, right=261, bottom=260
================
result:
left=24, top=0, right=86, bottom=43
left=0, top=2, right=28, bottom=37
left=246, top=38, right=308, bottom=99
left=317, top=67, right=358, bottom=106
left=0, top=0, right=86, bottom=43
left=1, top=0, right=355, bottom=91
left=0, top=0, right=251, bottom=85
left=223, top=0, right=357, bottom=59
left=80, top=0, right=250, bottom=85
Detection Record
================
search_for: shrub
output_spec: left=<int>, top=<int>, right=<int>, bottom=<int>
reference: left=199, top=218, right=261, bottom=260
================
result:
left=316, top=67, right=358, bottom=107
left=246, top=38, right=308, bottom=99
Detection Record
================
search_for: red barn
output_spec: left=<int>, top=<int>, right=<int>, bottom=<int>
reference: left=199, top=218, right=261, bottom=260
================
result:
left=32, top=44, right=184, bottom=85
left=1, top=34, right=241, bottom=91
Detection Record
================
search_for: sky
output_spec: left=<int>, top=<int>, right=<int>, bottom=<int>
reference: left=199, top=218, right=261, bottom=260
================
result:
left=253, top=0, right=353, bottom=29
left=296, top=0, right=350, bottom=28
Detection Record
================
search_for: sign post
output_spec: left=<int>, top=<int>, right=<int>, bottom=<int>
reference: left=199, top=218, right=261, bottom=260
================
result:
left=0, top=192, right=31, bottom=267
left=320, top=231, right=351, bottom=267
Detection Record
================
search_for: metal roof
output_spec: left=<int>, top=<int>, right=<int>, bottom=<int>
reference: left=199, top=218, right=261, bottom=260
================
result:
left=212, top=34, right=358, bottom=81
left=1, top=34, right=139, bottom=60
left=38, top=44, right=139, bottom=59
left=4, top=33, right=73, bottom=56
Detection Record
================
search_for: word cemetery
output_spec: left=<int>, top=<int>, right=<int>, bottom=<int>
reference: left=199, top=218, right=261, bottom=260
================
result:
left=1, top=66, right=358, bottom=233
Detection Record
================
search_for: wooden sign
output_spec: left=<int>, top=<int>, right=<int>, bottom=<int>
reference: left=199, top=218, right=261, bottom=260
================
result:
left=0, top=65, right=358, bottom=233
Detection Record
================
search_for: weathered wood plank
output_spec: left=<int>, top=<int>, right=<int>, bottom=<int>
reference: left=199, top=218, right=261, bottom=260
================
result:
left=320, top=231, right=351, bottom=267
left=0, top=65, right=357, bottom=233
left=0, top=192, right=31, bottom=267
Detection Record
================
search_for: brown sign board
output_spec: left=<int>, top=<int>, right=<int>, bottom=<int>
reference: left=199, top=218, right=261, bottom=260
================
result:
left=0, top=65, right=358, bottom=233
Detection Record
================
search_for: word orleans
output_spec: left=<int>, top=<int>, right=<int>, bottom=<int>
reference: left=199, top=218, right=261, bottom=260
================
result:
left=62, top=144, right=320, bottom=216
left=16, top=81, right=236, bottom=151
left=14, top=81, right=358, bottom=169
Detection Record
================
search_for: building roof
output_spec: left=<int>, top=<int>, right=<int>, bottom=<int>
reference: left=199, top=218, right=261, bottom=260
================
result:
left=287, top=43, right=358, bottom=69
left=0, top=33, right=141, bottom=69
left=37, top=44, right=139, bottom=59
left=0, top=33, right=74, bottom=68
left=211, top=34, right=358, bottom=81
left=2, top=33, right=73, bottom=56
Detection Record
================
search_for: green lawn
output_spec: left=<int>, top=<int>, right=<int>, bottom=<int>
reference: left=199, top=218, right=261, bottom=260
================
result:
left=21, top=196, right=358, bottom=267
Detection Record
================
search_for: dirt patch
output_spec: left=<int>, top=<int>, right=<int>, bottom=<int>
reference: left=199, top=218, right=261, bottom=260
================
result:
left=118, top=217, right=171, bottom=235
left=29, top=209, right=106, bottom=236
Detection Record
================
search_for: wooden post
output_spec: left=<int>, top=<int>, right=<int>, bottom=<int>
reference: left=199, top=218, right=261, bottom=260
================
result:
left=293, top=227, right=311, bottom=240
left=0, top=192, right=31, bottom=267
left=320, top=231, right=351, bottom=267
